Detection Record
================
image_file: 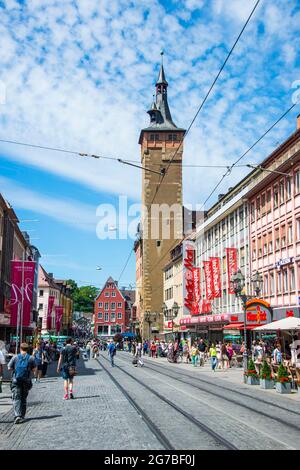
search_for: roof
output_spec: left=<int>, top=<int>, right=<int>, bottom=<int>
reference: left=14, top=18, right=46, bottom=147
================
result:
left=38, top=265, right=61, bottom=290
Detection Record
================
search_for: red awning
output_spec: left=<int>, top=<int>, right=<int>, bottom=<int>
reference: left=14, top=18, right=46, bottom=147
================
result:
left=223, top=323, right=267, bottom=331
left=223, top=323, right=244, bottom=330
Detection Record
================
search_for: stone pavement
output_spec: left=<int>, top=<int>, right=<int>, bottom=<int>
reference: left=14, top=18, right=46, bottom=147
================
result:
left=0, top=356, right=164, bottom=450
left=137, top=352, right=300, bottom=402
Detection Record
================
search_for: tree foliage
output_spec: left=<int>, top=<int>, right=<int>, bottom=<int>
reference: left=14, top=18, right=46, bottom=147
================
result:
left=66, top=280, right=98, bottom=313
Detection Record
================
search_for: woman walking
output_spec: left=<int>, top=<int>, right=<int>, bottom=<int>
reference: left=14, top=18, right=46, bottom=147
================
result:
left=32, top=342, right=43, bottom=382
left=190, top=343, right=199, bottom=367
left=221, top=343, right=229, bottom=370
left=209, top=343, right=218, bottom=371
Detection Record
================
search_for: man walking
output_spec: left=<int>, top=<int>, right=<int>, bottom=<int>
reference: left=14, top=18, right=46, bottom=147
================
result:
left=57, top=338, right=77, bottom=400
left=107, top=339, right=116, bottom=367
left=8, top=343, right=36, bottom=424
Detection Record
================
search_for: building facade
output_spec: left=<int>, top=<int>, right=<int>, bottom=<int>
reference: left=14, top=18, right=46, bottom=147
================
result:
left=38, top=266, right=61, bottom=333
left=94, top=277, right=133, bottom=338
left=137, top=58, right=185, bottom=340
left=247, top=114, right=300, bottom=320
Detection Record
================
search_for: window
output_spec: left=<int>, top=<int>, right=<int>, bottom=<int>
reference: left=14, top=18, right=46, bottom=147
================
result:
left=297, top=219, right=300, bottom=240
left=117, top=302, right=122, bottom=308
left=270, top=273, right=274, bottom=295
left=112, top=292, right=116, bottom=297
left=281, top=236, right=286, bottom=248
left=111, top=313, right=116, bottom=322
left=104, top=302, right=109, bottom=310
left=286, top=177, right=291, bottom=200
left=268, top=241, right=273, bottom=253
left=288, top=225, right=293, bottom=244
left=98, top=313, right=103, bottom=319
left=257, top=197, right=261, bottom=218
left=98, top=325, right=108, bottom=335
left=168, top=134, right=177, bottom=141
left=290, top=267, right=295, bottom=291
left=283, top=270, right=288, bottom=292
left=98, top=302, right=103, bottom=308
left=275, top=238, right=280, bottom=250
left=105, top=292, right=109, bottom=297
left=261, top=194, right=266, bottom=216
left=279, top=180, right=285, bottom=204
left=295, top=170, right=300, bottom=194
left=264, top=275, right=268, bottom=295
left=251, top=202, right=255, bottom=220
left=150, top=134, right=155, bottom=141
left=252, top=249, right=256, bottom=260
left=39, top=290, right=44, bottom=297
left=274, top=186, right=279, bottom=208
left=38, top=303, right=43, bottom=310
left=277, top=272, right=282, bottom=293
left=104, top=312, right=109, bottom=321
left=267, top=190, right=272, bottom=212
left=111, top=302, right=116, bottom=310
left=117, top=313, right=122, bottom=319
left=263, top=243, right=267, bottom=256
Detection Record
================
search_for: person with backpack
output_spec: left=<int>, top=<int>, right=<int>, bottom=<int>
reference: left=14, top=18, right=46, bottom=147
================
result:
left=107, top=339, right=116, bottom=367
left=57, top=338, right=77, bottom=400
left=8, top=343, right=36, bottom=424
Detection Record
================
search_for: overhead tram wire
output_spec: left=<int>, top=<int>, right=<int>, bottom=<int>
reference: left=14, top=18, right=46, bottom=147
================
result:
left=118, top=248, right=134, bottom=284
left=148, top=0, right=261, bottom=208
left=143, top=97, right=300, bottom=284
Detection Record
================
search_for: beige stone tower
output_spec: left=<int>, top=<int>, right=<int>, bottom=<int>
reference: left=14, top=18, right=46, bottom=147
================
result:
left=138, top=57, right=185, bottom=340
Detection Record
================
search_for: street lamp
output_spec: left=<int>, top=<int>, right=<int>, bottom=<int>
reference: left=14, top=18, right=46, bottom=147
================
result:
left=231, top=269, right=263, bottom=378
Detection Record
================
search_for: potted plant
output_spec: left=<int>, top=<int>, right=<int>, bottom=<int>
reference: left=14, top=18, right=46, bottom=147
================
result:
left=275, top=364, right=292, bottom=394
left=260, top=360, right=274, bottom=389
left=245, top=358, right=260, bottom=385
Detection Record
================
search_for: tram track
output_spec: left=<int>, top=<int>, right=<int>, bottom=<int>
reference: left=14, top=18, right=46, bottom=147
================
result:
left=118, top=354, right=300, bottom=432
left=98, top=354, right=238, bottom=450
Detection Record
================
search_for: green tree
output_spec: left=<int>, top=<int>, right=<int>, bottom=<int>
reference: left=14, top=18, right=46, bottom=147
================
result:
left=67, top=280, right=97, bottom=313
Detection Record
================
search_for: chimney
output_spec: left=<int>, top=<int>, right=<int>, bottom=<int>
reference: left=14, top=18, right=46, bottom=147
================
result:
left=297, top=114, right=300, bottom=130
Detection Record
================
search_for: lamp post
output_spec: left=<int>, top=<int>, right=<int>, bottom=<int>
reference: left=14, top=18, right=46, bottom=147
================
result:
left=231, top=269, right=263, bottom=376
left=162, top=301, right=179, bottom=340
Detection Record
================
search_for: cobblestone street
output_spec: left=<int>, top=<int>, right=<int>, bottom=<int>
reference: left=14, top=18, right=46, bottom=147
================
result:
left=1, top=352, right=300, bottom=450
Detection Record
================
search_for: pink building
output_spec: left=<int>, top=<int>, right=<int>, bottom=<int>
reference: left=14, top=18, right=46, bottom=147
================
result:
left=248, top=115, right=300, bottom=319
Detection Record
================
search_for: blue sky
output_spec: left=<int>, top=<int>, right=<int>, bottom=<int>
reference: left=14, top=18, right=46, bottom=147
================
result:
left=0, top=0, right=300, bottom=288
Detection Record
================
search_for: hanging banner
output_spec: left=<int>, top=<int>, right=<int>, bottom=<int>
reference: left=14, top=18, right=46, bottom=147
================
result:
left=226, top=248, right=238, bottom=294
left=203, top=261, right=214, bottom=300
left=10, top=260, right=36, bottom=327
left=210, top=257, right=222, bottom=298
left=55, top=306, right=64, bottom=333
left=191, top=268, right=201, bottom=314
left=183, top=240, right=196, bottom=315
left=47, top=296, right=55, bottom=331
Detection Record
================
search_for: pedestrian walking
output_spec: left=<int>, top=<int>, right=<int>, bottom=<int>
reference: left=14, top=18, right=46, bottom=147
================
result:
left=0, top=348, right=6, bottom=392
left=42, top=345, right=51, bottom=377
left=107, top=339, right=116, bottom=367
left=143, top=340, right=148, bottom=356
left=150, top=341, right=156, bottom=358
left=221, top=343, right=229, bottom=370
left=198, top=339, right=206, bottom=366
left=216, top=341, right=222, bottom=369
left=191, top=343, right=199, bottom=367
left=209, top=343, right=218, bottom=371
left=8, top=343, right=36, bottom=424
left=32, top=342, right=43, bottom=382
left=133, top=342, right=144, bottom=367
left=57, top=338, right=77, bottom=400
left=182, top=341, right=190, bottom=363
left=92, top=343, right=99, bottom=359
left=86, top=341, right=91, bottom=360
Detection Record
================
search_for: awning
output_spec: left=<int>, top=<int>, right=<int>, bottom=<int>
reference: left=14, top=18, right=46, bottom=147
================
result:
left=223, top=323, right=267, bottom=331
left=121, top=332, right=136, bottom=338
left=254, top=317, right=300, bottom=331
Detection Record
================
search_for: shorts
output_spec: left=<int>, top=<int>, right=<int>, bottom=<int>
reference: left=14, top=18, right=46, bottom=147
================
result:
left=61, top=365, right=73, bottom=380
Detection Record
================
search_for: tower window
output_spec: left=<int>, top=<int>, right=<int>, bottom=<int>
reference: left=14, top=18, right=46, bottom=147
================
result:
left=150, top=134, right=155, bottom=141
left=155, top=134, right=159, bottom=141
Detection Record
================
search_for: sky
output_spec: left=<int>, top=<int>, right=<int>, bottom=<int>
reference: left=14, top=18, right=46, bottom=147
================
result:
left=0, top=0, right=300, bottom=290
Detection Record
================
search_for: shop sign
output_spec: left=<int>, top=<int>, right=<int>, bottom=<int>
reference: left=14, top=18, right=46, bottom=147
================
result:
left=272, top=306, right=300, bottom=320
left=245, top=299, right=272, bottom=324
left=183, top=240, right=196, bottom=315
left=179, top=314, right=230, bottom=325
left=230, top=315, right=239, bottom=322
left=203, top=261, right=214, bottom=300
left=275, top=257, right=293, bottom=269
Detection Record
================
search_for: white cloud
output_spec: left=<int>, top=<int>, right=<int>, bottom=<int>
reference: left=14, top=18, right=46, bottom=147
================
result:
left=0, top=0, right=299, bottom=210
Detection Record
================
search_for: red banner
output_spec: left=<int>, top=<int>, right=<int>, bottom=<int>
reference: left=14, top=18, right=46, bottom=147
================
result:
left=203, top=261, right=214, bottom=300
left=210, top=257, right=221, bottom=298
left=191, top=268, right=201, bottom=314
left=55, top=306, right=64, bottom=333
left=10, top=261, right=36, bottom=327
left=226, top=248, right=238, bottom=294
left=47, top=296, right=55, bottom=330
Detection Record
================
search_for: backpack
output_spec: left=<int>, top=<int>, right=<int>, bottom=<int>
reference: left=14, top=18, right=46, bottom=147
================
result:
left=15, top=354, right=31, bottom=383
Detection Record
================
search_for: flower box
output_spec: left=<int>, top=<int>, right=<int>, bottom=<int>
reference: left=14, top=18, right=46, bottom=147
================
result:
left=260, top=379, right=274, bottom=389
left=275, top=382, right=291, bottom=394
left=247, top=376, right=260, bottom=385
